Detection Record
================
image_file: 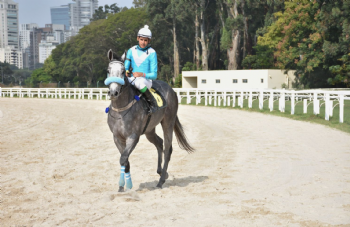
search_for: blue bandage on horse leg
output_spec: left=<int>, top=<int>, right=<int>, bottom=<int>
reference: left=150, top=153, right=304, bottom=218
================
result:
left=119, top=166, right=125, bottom=187
left=125, top=172, right=133, bottom=190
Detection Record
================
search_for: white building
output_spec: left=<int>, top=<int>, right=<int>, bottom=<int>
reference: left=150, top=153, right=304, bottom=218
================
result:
left=72, top=0, right=98, bottom=29
left=0, top=46, right=23, bottom=68
left=39, top=37, right=58, bottom=63
left=182, top=70, right=296, bottom=89
left=51, top=0, right=98, bottom=38
left=0, top=0, right=19, bottom=49
left=19, top=23, right=38, bottom=50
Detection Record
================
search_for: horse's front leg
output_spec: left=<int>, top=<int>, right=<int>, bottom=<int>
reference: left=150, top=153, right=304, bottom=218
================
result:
left=119, top=133, right=139, bottom=192
left=113, top=136, right=127, bottom=192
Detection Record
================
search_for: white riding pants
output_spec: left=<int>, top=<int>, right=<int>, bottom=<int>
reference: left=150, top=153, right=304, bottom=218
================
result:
left=128, top=77, right=152, bottom=90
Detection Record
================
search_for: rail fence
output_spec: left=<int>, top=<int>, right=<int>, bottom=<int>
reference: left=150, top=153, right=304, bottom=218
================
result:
left=1, top=87, right=349, bottom=123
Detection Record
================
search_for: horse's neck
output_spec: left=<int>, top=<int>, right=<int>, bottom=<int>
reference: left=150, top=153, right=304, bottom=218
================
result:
left=111, top=85, right=134, bottom=109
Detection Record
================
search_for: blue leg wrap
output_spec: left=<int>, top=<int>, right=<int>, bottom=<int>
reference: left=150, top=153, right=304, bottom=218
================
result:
left=119, top=166, right=125, bottom=187
left=125, top=172, right=133, bottom=190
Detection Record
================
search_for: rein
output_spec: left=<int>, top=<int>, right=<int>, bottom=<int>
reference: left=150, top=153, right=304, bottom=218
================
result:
left=109, top=76, right=138, bottom=118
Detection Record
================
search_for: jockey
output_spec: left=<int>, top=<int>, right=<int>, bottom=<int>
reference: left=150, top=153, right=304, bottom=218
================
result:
left=125, top=25, right=158, bottom=113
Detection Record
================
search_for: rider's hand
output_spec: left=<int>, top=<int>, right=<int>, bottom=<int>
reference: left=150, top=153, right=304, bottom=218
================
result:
left=133, top=72, right=145, bottom=78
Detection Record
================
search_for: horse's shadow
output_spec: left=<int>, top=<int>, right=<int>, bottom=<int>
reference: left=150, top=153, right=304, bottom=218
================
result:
left=136, top=175, right=209, bottom=191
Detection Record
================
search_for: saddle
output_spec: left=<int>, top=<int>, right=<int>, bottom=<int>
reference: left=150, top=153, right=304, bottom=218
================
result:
left=135, top=87, right=167, bottom=114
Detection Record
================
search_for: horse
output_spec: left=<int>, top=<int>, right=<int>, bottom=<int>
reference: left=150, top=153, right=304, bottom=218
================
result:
left=105, top=49, right=194, bottom=192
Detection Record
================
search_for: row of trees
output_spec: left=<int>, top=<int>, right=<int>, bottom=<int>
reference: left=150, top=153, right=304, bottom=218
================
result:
left=25, top=0, right=349, bottom=88
left=0, top=61, right=33, bottom=86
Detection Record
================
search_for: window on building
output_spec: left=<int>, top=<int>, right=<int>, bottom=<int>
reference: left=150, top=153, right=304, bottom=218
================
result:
left=261, top=79, right=264, bottom=83
left=233, top=79, right=238, bottom=83
left=216, top=79, right=220, bottom=83
left=242, top=79, right=248, bottom=83
left=202, top=79, right=206, bottom=84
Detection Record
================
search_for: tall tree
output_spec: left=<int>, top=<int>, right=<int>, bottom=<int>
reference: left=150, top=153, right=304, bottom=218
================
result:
left=259, top=0, right=350, bottom=88
left=91, top=4, right=121, bottom=21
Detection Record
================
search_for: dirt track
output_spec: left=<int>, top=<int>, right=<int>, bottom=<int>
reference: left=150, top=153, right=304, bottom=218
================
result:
left=1, top=98, right=350, bottom=226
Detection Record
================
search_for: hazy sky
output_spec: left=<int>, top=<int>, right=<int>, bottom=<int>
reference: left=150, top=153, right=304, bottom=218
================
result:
left=13, top=0, right=134, bottom=27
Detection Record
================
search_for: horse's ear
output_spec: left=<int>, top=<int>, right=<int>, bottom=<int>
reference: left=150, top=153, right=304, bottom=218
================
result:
left=121, top=51, right=126, bottom=62
left=107, top=49, right=113, bottom=61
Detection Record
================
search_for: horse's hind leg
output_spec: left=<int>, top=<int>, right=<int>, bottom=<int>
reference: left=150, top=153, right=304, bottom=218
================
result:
left=157, top=120, right=175, bottom=188
left=145, top=128, right=165, bottom=177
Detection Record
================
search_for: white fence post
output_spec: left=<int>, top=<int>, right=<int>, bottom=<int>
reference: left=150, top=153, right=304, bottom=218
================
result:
left=259, top=90, right=263, bottom=110
left=303, top=99, right=307, bottom=114
left=232, top=91, right=236, bottom=107
left=313, top=92, right=318, bottom=115
left=223, top=91, right=227, bottom=107
left=279, top=91, right=285, bottom=112
left=269, top=91, right=273, bottom=111
left=325, top=93, right=330, bottom=121
left=214, top=91, right=217, bottom=107
left=339, top=94, right=344, bottom=123
left=329, top=100, right=333, bottom=117
left=204, top=91, right=208, bottom=106
left=0, top=87, right=2, bottom=97
left=291, top=91, right=295, bottom=115
left=248, top=91, right=253, bottom=108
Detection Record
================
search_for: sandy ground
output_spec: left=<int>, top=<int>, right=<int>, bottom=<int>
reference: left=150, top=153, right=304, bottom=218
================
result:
left=1, top=98, right=350, bottom=227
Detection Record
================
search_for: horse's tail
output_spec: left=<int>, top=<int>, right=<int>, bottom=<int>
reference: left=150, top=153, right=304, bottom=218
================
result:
left=174, top=116, right=195, bottom=153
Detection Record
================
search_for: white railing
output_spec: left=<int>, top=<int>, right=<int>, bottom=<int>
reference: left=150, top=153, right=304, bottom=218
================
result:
left=172, top=88, right=350, bottom=123
left=1, top=87, right=349, bottom=123
left=0, top=87, right=109, bottom=101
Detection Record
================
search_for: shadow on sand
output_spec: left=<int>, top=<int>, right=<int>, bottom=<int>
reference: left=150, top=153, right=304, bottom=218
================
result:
left=136, top=175, right=209, bottom=191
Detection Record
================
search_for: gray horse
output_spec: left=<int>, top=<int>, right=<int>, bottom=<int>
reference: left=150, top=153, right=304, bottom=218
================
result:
left=105, top=50, right=194, bottom=192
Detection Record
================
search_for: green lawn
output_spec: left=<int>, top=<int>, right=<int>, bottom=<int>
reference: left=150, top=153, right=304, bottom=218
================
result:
left=180, top=96, right=350, bottom=134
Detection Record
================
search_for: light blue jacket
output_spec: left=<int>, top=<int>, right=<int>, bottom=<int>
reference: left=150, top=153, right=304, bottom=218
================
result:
left=125, top=45, right=158, bottom=80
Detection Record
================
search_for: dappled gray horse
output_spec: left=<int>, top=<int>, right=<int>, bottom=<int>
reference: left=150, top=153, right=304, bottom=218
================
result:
left=105, top=50, right=194, bottom=192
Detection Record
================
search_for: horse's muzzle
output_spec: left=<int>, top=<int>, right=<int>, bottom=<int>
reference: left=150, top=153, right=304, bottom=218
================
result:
left=108, top=90, right=119, bottom=98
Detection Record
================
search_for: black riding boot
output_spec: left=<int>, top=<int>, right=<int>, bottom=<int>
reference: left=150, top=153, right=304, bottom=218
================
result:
left=143, top=89, right=158, bottom=114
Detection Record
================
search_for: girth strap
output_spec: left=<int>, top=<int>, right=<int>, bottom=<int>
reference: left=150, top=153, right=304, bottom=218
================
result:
left=142, top=114, right=152, bottom=134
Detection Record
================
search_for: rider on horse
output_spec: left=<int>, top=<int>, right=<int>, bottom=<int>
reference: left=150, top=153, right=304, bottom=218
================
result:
left=125, top=25, right=158, bottom=113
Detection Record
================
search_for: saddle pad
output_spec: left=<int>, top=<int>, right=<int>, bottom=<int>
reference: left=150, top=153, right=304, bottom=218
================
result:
left=150, top=88, right=167, bottom=109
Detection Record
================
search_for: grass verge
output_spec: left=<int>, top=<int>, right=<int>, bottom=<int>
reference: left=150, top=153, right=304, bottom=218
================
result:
left=180, top=97, right=350, bottom=134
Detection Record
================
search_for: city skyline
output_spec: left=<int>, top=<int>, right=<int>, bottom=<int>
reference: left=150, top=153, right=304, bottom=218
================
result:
left=14, top=0, right=134, bottom=27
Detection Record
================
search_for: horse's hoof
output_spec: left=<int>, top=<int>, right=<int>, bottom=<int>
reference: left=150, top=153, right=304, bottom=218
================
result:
left=118, top=186, right=124, bottom=192
left=156, top=183, right=162, bottom=189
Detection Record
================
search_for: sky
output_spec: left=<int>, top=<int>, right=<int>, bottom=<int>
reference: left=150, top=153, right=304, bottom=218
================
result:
left=13, top=0, right=134, bottom=27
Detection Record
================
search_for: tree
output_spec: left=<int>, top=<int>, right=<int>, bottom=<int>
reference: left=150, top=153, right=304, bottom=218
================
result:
left=91, top=4, right=121, bottom=21
left=0, top=61, right=14, bottom=84
left=25, top=68, right=52, bottom=87
left=259, top=0, right=350, bottom=88
left=39, top=8, right=149, bottom=86
left=133, top=0, right=146, bottom=8
left=147, top=0, right=193, bottom=80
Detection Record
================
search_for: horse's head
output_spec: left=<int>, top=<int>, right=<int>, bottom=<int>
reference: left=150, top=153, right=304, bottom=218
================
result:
left=105, top=49, right=126, bottom=99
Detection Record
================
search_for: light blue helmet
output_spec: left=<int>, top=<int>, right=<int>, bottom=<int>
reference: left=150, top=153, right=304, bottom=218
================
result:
left=138, top=25, right=152, bottom=39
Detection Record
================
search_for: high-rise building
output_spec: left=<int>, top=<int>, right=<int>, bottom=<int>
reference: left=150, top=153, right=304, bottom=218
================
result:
left=0, top=0, right=19, bottom=49
left=0, top=0, right=22, bottom=69
left=51, top=5, right=70, bottom=30
left=19, top=23, right=38, bottom=50
left=0, top=46, right=23, bottom=68
left=39, top=36, right=58, bottom=64
left=74, top=0, right=98, bottom=28
left=51, top=0, right=98, bottom=38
